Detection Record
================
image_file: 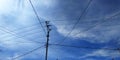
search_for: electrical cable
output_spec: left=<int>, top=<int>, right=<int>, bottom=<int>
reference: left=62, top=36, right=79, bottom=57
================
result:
left=74, top=10, right=120, bottom=37
left=57, top=0, right=93, bottom=44
left=12, top=45, right=45, bottom=60
left=0, top=27, right=43, bottom=43
left=28, top=0, right=46, bottom=35
left=9, top=22, right=44, bottom=32
left=50, top=44, right=120, bottom=51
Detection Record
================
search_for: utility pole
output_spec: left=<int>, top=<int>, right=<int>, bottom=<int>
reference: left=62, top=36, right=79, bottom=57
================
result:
left=45, top=21, right=51, bottom=60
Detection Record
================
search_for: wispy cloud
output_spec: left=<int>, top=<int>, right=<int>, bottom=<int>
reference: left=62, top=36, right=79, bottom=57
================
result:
left=0, top=0, right=120, bottom=60
left=79, top=49, right=120, bottom=59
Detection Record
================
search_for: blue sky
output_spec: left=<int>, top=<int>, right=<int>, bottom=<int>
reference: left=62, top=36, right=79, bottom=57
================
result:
left=0, top=0, right=120, bottom=60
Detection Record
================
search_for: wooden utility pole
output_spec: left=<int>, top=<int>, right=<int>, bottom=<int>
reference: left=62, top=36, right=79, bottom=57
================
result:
left=45, top=21, right=51, bottom=60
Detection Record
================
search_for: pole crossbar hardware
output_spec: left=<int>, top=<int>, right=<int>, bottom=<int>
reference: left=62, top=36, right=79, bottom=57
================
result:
left=45, top=21, right=51, bottom=60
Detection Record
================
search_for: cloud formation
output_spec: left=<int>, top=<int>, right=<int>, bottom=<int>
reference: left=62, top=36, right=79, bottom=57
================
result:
left=0, top=0, right=120, bottom=60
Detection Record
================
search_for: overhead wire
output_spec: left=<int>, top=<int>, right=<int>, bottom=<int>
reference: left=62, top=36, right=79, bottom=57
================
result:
left=12, top=45, right=45, bottom=60
left=0, top=2, right=47, bottom=44
left=28, top=0, right=46, bottom=35
left=0, top=26, right=43, bottom=44
left=9, top=22, right=44, bottom=31
left=0, top=23, right=43, bottom=38
left=0, top=22, right=45, bottom=39
left=0, top=23, right=42, bottom=33
left=57, top=0, right=93, bottom=44
left=0, top=25, right=43, bottom=36
left=74, top=10, right=120, bottom=37
left=12, top=0, right=120, bottom=60
left=50, top=44, right=120, bottom=51
left=53, top=0, right=120, bottom=44
left=10, top=0, right=120, bottom=59
left=0, top=28, right=46, bottom=44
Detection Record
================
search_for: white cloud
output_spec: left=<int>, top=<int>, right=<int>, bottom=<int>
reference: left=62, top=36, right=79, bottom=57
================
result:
left=79, top=49, right=120, bottom=59
left=52, top=11, right=120, bottom=43
left=0, top=0, right=120, bottom=59
left=8, top=54, right=22, bottom=60
left=38, top=0, right=57, bottom=7
left=0, top=0, right=20, bottom=14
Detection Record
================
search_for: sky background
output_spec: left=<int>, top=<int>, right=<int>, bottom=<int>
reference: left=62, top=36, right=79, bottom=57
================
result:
left=0, top=0, right=120, bottom=60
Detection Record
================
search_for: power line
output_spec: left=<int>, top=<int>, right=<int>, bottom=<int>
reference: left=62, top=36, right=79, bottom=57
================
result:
left=0, top=26, right=43, bottom=44
left=50, top=44, right=120, bottom=51
left=12, top=45, right=45, bottom=60
left=58, top=0, right=93, bottom=44
left=0, top=26, right=43, bottom=38
left=9, top=23, right=44, bottom=32
left=0, top=26, right=46, bottom=44
left=28, top=0, right=46, bottom=35
left=0, top=23, right=44, bottom=35
left=0, top=24, right=43, bottom=37
left=0, top=24, right=45, bottom=41
left=53, top=3, right=120, bottom=44
left=9, top=42, right=109, bottom=60
left=74, top=10, right=120, bottom=37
